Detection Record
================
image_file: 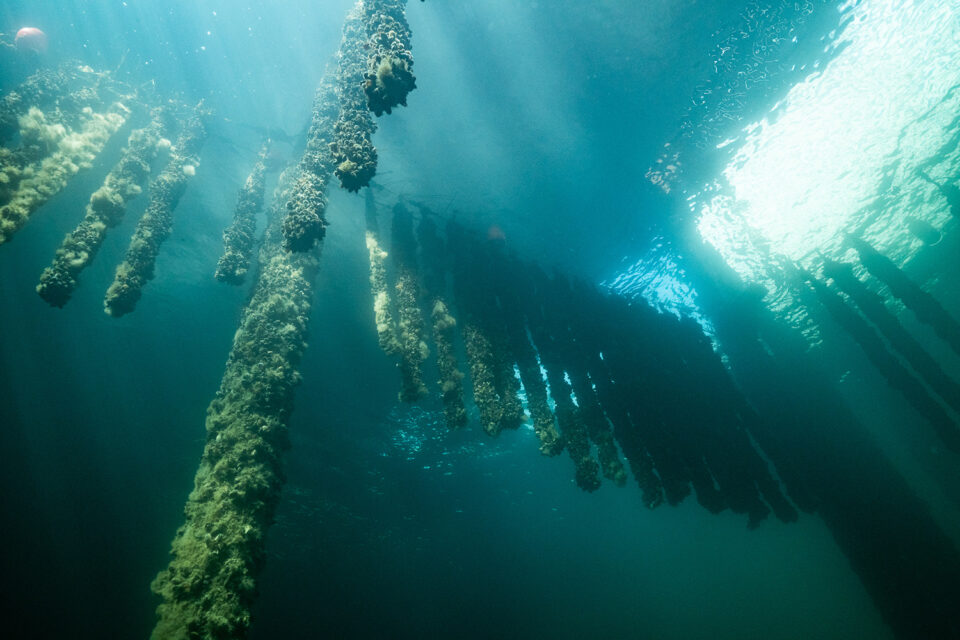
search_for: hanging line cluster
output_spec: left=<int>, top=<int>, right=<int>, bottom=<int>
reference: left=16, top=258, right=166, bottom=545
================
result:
left=0, top=63, right=212, bottom=313
left=151, top=2, right=418, bottom=638
left=364, top=198, right=798, bottom=527
left=37, top=108, right=167, bottom=306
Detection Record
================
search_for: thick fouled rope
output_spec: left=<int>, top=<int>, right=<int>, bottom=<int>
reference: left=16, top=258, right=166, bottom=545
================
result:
left=281, top=79, right=337, bottom=253
left=332, top=5, right=378, bottom=192
left=0, top=103, right=128, bottom=245
left=151, top=64, right=340, bottom=634
left=150, top=170, right=322, bottom=639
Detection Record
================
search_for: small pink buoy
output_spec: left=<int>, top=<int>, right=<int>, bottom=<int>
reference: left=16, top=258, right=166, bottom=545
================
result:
left=15, top=27, right=48, bottom=55
left=487, top=224, right=506, bottom=242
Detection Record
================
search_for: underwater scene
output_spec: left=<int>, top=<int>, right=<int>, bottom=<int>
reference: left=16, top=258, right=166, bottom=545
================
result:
left=1, top=1, right=960, bottom=638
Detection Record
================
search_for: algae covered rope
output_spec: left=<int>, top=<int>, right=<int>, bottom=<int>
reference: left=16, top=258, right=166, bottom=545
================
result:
left=447, top=222, right=508, bottom=436
left=281, top=78, right=337, bottom=252
left=462, top=322, right=506, bottom=436
left=150, top=170, right=322, bottom=640
left=0, top=102, right=129, bottom=245
left=391, top=202, right=429, bottom=401
left=215, top=142, right=269, bottom=284
left=364, top=189, right=400, bottom=355
left=103, top=105, right=206, bottom=316
left=492, top=254, right=563, bottom=455
left=1, top=64, right=131, bottom=209
left=417, top=213, right=468, bottom=429
left=332, top=4, right=378, bottom=192
left=152, top=74, right=339, bottom=637
left=37, top=110, right=166, bottom=307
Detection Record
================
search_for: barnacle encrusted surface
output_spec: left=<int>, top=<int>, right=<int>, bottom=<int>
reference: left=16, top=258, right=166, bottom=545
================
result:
left=361, top=0, right=416, bottom=116
left=332, top=7, right=378, bottom=192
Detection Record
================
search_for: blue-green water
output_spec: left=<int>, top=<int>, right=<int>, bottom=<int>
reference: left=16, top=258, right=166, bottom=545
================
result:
left=1, top=1, right=959, bottom=639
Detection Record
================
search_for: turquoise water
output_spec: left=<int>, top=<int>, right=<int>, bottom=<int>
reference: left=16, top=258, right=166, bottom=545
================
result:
left=1, top=2, right=959, bottom=639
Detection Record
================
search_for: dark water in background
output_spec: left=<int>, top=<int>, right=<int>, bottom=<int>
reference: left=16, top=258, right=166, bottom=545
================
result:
left=1, top=1, right=959, bottom=638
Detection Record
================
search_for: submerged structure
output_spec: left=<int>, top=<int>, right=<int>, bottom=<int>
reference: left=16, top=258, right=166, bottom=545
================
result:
left=2, top=2, right=960, bottom=639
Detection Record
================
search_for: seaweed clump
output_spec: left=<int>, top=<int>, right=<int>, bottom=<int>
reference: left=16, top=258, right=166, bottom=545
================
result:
left=362, top=0, right=416, bottom=116
left=37, top=110, right=165, bottom=306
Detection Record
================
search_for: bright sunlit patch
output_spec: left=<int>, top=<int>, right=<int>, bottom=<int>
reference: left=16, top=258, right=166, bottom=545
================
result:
left=697, top=0, right=960, bottom=301
left=604, top=237, right=714, bottom=338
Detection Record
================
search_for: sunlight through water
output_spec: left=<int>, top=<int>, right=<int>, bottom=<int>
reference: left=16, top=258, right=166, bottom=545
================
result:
left=695, top=0, right=960, bottom=333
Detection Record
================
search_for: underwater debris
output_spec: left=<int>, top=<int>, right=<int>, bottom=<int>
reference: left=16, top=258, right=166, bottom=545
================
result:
left=0, top=102, right=128, bottom=245
left=103, top=106, right=206, bottom=317
left=151, top=169, right=321, bottom=640
left=361, top=0, right=416, bottom=116
left=215, top=142, right=269, bottom=285
left=37, top=110, right=165, bottom=307
left=332, top=6, right=378, bottom=192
